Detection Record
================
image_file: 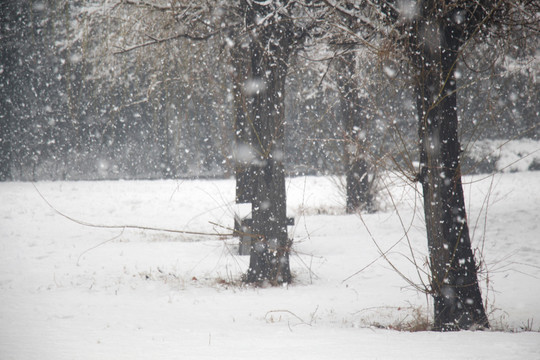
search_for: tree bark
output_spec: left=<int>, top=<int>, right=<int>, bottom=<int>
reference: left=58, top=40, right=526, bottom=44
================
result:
left=411, top=8, right=489, bottom=330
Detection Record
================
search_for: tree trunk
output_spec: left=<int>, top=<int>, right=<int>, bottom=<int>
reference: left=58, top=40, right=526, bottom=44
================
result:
left=242, top=2, right=294, bottom=285
left=412, top=13, right=489, bottom=330
left=0, top=118, right=11, bottom=181
left=231, top=40, right=256, bottom=204
left=0, top=2, right=17, bottom=182
left=336, top=51, right=372, bottom=213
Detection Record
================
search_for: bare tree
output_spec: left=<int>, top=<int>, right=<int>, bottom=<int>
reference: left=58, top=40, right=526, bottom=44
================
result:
left=81, top=0, right=327, bottom=285
left=224, top=1, right=296, bottom=284
left=233, top=1, right=323, bottom=284
left=320, top=0, right=536, bottom=330
left=332, top=0, right=538, bottom=330
left=405, top=1, right=492, bottom=330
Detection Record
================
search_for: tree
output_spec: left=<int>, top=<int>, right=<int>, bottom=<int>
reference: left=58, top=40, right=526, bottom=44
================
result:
left=397, top=0, right=536, bottom=330
left=359, top=0, right=504, bottom=330
left=312, top=2, right=378, bottom=213
left=231, top=0, right=326, bottom=284
left=366, top=0, right=537, bottom=329
left=406, top=1, right=491, bottom=330
left=336, top=49, right=373, bottom=213
left=82, top=0, right=326, bottom=284
left=323, top=0, right=536, bottom=329
left=0, top=1, right=15, bottom=181
left=240, top=1, right=296, bottom=284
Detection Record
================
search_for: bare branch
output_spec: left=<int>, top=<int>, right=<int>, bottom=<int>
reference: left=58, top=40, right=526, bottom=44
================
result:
left=33, top=183, right=233, bottom=238
left=113, top=30, right=221, bottom=55
left=120, top=0, right=174, bottom=12
left=112, top=29, right=221, bottom=54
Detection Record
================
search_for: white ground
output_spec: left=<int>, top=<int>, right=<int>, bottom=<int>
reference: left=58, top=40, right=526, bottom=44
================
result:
left=1, top=171, right=539, bottom=359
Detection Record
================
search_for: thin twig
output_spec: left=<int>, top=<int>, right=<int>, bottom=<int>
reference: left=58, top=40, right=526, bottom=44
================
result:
left=77, top=228, right=125, bottom=265
left=265, top=307, right=318, bottom=327
left=113, top=30, right=220, bottom=54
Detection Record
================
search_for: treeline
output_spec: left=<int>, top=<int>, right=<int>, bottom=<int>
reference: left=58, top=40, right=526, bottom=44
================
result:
left=0, top=1, right=537, bottom=181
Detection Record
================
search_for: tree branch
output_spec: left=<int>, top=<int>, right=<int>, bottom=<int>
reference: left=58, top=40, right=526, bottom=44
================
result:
left=113, top=30, right=221, bottom=54
left=322, top=0, right=378, bottom=32
left=32, top=183, right=233, bottom=238
left=120, top=0, right=174, bottom=12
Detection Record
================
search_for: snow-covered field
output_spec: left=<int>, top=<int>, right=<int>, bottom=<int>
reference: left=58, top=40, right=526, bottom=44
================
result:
left=1, top=171, right=539, bottom=359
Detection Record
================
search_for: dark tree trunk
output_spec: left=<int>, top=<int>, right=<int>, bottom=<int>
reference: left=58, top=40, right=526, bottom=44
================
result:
left=336, top=51, right=372, bottom=213
left=158, top=120, right=175, bottom=179
left=0, top=118, right=11, bottom=181
left=231, top=41, right=256, bottom=204
left=411, top=10, right=489, bottom=330
left=0, top=2, right=17, bottom=182
left=241, top=2, right=294, bottom=285
left=231, top=39, right=257, bottom=256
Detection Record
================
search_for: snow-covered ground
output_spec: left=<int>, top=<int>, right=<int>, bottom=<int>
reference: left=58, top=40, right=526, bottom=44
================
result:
left=1, top=171, right=539, bottom=359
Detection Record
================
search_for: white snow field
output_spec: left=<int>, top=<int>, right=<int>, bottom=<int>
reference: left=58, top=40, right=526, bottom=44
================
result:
left=1, top=171, right=539, bottom=359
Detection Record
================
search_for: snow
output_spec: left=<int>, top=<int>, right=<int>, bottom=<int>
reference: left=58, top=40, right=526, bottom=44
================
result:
left=1, top=171, right=540, bottom=359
